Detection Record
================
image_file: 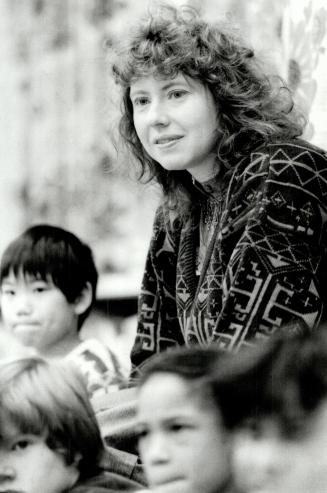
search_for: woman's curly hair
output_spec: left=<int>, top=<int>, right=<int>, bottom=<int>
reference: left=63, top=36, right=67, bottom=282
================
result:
left=112, top=4, right=305, bottom=210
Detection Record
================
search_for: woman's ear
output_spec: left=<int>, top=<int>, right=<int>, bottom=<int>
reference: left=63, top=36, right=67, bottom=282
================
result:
left=74, top=282, right=93, bottom=316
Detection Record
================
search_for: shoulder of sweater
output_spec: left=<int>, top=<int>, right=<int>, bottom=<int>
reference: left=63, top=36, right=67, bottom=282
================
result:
left=265, top=138, right=327, bottom=159
left=71, top=470, right=144, bottom=492
left=232, top=138, right=327, bottom=177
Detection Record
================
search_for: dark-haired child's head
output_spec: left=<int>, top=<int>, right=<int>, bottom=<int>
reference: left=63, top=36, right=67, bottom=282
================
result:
left=136, top=346, right=232, bottom=493
left=0, top=355, right=104, bottom=493
left=0, top=224, right=98, bottom=355
left=210, top=329, right=327, bottom=493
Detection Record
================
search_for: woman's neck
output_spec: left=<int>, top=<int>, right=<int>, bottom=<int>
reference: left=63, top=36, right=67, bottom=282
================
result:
left=189, top=154, right=221, bottom=183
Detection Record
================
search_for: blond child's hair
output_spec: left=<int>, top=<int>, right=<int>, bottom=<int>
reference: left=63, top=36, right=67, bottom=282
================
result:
left=0, top=356, right=104, bottom=480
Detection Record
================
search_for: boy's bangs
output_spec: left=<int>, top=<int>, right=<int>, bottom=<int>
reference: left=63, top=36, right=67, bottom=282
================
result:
left=0, top=238, right=50, bottom=282
left=0, top=391, right=47, bottom=438
left=0, top=358, right=59, bottom=439
left=0, top=226, right=96, bottom=310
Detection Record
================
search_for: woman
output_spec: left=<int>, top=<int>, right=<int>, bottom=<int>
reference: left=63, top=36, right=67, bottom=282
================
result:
left=112, top=4, right=327, bottom=372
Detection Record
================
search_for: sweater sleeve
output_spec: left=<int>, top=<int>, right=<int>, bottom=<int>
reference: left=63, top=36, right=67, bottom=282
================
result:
left=130, top=206, right=185, bottom=373
left=212, top=141, right=327, bottom=350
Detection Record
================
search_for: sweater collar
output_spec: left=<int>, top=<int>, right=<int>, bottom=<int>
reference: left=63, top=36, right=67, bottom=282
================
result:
left=191, top=172, right=227, bottom=199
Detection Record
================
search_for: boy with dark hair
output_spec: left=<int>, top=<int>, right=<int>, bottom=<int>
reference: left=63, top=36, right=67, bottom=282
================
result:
left=210, top=329, right=327, bottom=493
left=136, top=346, right=238, bottom=493
left=0, top=355, right=143, bottom=493
left=0, top=224, right=124, bottom=397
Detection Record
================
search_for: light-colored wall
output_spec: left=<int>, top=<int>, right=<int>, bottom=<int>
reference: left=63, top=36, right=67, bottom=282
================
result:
left=282, top=0, right=327, bottom=147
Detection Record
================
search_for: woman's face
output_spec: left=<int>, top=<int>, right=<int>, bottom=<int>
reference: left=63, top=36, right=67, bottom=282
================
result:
left=130, top=73, right=219, bottom=183
left=137, top=372, right=231, bottom=493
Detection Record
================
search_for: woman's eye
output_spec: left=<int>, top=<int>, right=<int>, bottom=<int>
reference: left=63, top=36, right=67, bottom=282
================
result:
left=169, top=90, right=187, bottom=99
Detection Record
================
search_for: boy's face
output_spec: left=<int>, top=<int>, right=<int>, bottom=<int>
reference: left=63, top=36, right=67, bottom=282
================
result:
left=137, top=372, right=231, bottom=493
left=232, top=401, right=327, bottom=493
left=0, top=421, right=79, bottom=493
left=130, top=73, right=219, bottom=183
left=0, top=271, right=79, bottom=356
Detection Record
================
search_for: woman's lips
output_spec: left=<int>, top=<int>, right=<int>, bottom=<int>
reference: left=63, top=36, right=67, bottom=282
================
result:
left=154, top=135, right=183, bottom=146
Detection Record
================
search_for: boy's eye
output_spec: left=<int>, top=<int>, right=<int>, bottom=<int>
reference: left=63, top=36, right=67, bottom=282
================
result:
left=12, top=439, right=32, bottom=451
left=1, top=287, right=15, bottom=295
left=133, top=96, right=150, bottom=107
left=241, top=418, right=266, bottom=440
left=169, top=423, right=187, bottom=433
left=32, top=282, right=49, bottom=293
left=34, top=286, right=46, bottom=293
left=136, top=427, right=149, bottom=441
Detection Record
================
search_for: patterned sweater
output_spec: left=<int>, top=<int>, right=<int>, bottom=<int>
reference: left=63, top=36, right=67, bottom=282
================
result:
left=131, top=139, right=327, bottom=369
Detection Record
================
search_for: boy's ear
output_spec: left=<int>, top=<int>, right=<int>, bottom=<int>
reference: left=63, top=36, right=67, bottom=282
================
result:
left=67, top=452, right=82, bottom=489
left=71, top=452, right=82, bottom=468
left=73, top=282, right=93, bottom=316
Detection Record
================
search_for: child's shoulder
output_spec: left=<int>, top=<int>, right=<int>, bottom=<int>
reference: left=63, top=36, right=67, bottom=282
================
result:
left=69, top=471, right=144, bottom=492
left=66, top=339, right=126, bottom=399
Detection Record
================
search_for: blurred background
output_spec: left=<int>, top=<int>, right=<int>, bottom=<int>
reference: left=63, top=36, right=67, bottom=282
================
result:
left=0, top=0, right=326, bottom=370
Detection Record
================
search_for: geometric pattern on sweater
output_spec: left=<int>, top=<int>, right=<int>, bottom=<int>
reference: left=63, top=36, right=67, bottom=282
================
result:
left=131, top=139, right=327, bottom=370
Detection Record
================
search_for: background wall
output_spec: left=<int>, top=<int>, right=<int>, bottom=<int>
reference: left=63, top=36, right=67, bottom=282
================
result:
left=282, top=0, right=327, bottom=145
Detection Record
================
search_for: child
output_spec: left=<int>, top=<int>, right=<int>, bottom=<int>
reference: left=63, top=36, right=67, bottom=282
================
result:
left=136, top=346, right=238, bottom=493
left=209, top=329, right=327, bottom=493
left=0, top=224, right=124, bottom=397
left=0, top=355, right=143, bottom=493
left=112, top=3, right=327, bottom=372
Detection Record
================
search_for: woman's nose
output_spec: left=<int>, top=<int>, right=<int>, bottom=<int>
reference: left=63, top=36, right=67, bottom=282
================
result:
left=148, top=100, right=170, bottom=127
